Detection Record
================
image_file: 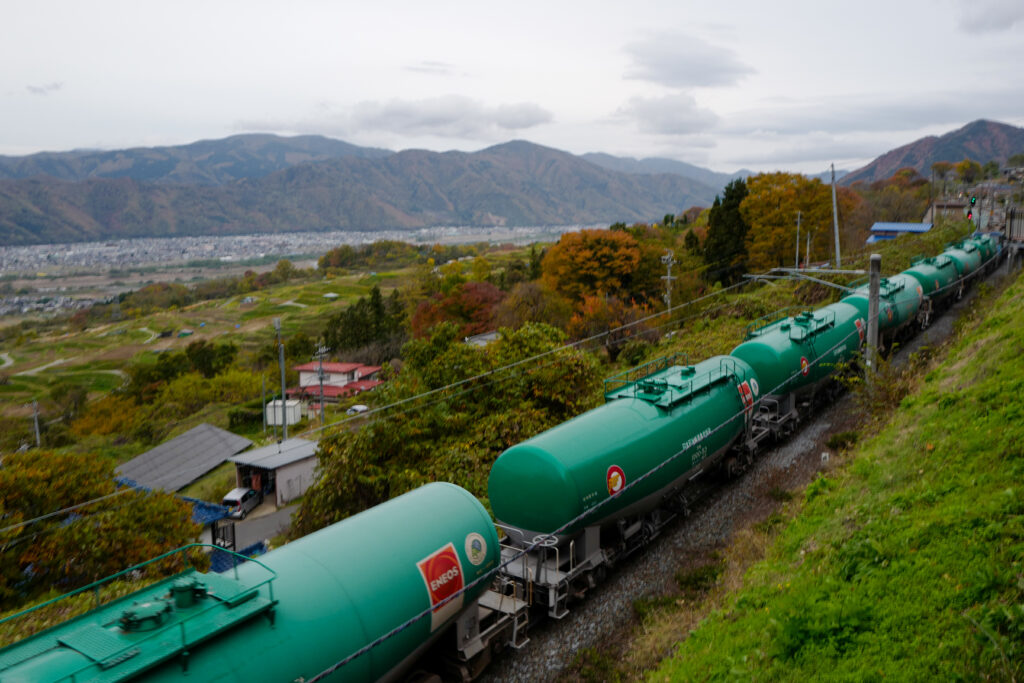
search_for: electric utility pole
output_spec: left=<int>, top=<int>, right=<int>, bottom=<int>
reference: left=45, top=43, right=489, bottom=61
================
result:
left=831, top=164, right=842, bottom=268
left=661, top=249, right=677, bottom=312
left=274, top=318, right=287, bottom=441
left=795, top=211, right=802, bottom=268
left=314, top=343, right=330, bottom=425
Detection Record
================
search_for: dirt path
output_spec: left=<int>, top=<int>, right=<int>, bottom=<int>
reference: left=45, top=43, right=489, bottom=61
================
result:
left=15, top=358, right=74, bottom=376
left=0, top=352, right=12, bottom=369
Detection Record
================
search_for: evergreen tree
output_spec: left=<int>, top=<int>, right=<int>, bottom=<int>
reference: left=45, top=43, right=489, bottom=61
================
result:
left=702, top=178, right=750, bottom=285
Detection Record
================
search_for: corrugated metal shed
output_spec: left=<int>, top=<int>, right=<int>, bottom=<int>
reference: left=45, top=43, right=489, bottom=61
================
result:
left=229, top=438, right=318, bottom=471
left=116, top=423, right=252, bottom=492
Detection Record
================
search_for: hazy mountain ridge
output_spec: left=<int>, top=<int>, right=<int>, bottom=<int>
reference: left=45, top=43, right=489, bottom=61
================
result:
left=581, top=153, right=751, bottom=190
left=0, top=134, right=393, bottom=186
left=841, top=119, right=1024, bottom=185
left=0, top=141, right=720, bottom=246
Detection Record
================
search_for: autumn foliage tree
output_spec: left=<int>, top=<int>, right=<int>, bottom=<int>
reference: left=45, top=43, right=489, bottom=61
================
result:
left=541, top=229, right=661, bottom=303
left=566, top=294, right=656, bottom=362
left=741, top=173, right=833, bottom=272
left=0, top=451, right=200, bottom=609
left=493, top=281, right=572, bottom=330
left=291, top=322, right=602, bottom=534
left=410, top=281, right=505, bottom=338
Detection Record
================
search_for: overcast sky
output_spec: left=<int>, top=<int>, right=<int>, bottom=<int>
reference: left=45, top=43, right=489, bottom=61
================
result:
left=3, top=0, right=1024, bottom=174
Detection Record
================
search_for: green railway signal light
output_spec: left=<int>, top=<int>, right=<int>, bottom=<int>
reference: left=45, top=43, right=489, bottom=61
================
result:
left=970, top=195, right=977, bottom=206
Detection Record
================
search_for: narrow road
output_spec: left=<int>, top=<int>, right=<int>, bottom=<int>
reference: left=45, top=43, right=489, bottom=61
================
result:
left=15, top=357, right=73, bottom=376
left=235, top=504, right=299, bottom=549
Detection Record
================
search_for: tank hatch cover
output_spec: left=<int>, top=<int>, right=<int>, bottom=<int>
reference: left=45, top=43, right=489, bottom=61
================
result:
left=0, top=566, right=277, bottom=683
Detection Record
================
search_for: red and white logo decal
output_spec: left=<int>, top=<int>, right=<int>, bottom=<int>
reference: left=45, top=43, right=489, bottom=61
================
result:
left=886, top=307, right=894, bottom=322
left=800, top=356, right=810, bottom=377
left=607, top=465, right=625, bottom=495
left=417, top=542, right=464, bottom=631
left=854, top=318, right=865, bottom=343
left=737, top=380, right=754, bottom=414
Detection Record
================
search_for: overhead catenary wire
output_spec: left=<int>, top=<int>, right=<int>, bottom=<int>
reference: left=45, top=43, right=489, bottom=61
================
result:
left=233, top=280, right=754, bottom=470
left=6, top=273, right=754, bottom=533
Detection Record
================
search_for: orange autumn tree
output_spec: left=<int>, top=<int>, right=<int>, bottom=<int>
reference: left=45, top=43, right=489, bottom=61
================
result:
left=741, top=173, right=833, bottom=272
left=541, top=228, right=661, bottom=303
left=567, top=293, right=656, bottom=362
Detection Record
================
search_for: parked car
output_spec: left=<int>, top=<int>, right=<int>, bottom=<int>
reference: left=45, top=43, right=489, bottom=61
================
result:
left=346, top=404, right=369, bottom=415
left=222, top=488, right=262, bottom=519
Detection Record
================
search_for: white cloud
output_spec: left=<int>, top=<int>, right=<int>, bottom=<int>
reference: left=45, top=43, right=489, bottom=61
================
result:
left=236, top=96, right=553, bottom=143
left=721, top=88, right=1024, bottom=136
left=623, top=34, right=754, bottom=88
left=404, top=61, right=459, bottom=76
left=957, top=0, right=1024, bottom=33
left=26, top=82, right=63, bottom=96
left=349, top=96, right=552, bottom=138
left=617, top=93, right=719, bottom=135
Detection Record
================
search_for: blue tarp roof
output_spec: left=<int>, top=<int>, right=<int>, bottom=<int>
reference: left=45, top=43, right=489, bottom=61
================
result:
left=182, top=496, right=230, bottom=526
left=870, top=222, right=933, bottom=233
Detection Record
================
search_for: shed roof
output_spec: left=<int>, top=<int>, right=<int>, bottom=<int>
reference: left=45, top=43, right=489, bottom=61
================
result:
left=116, top=423, right=252, bottom=492
left=229, top=437, right=319, bottom=470
left=870, top=222, right=933, bottom=233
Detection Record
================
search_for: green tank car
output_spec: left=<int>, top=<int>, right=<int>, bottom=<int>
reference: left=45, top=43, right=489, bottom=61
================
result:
left=0, top=482, right=500, bottom=683
left=730, top=301, right=865, bottom=400
left=489, top=354, right=758, bottom=546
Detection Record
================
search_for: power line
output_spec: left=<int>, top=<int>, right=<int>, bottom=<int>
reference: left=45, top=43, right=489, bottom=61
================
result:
left=307, top=314, right=873, bottom=681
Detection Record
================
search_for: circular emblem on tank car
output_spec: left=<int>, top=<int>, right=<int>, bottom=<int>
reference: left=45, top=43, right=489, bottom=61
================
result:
left=465, top=532, right=487, bottom=566
left=800, top=356, right=810, bottom=377
left=607, top=465, right=625, bottom=495
left=854, top=318, right=865, bottom=343
left=749, top=378, right=759, bottom=396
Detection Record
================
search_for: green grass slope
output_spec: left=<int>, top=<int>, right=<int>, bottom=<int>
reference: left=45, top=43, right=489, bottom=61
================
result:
left=653, top=271, right=1024, bottom=680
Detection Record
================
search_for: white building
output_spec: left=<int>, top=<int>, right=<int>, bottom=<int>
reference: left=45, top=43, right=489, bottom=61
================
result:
left=265, top=399, right=302, bottom=426
left=229, top=438, right=319, bottom=507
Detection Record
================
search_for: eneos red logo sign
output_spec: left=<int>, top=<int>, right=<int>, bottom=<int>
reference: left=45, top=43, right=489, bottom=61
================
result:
left=417, top=542, right=464, bottom=631
left=607, top=465, right=625, bottom=495
left=800, top=356, right=810, bottom=377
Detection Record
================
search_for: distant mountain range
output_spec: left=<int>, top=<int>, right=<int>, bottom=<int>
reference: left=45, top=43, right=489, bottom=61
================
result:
left=840, top=119, right=1024, bottom=185
left=1, top=119, right=1021, bottom=246
left=580, top=153, right=752, bottom=191
left=0, top=134, right=392, bottom=186
left=0, top=140, right=720, bottom=246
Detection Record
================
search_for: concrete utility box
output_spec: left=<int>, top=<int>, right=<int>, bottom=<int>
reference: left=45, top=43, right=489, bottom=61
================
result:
left=266, top=399, right=302, bottom=426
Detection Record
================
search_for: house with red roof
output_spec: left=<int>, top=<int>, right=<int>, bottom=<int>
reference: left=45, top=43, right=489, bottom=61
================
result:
left=288, top=361, right=383, bottom=403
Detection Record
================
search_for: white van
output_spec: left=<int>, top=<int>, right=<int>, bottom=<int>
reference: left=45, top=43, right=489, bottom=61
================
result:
left=222, top=488, right=261, bottom=519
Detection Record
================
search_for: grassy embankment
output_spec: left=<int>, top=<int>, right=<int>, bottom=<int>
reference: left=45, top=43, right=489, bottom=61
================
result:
left=630, top=267, right=1024, bottom=680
